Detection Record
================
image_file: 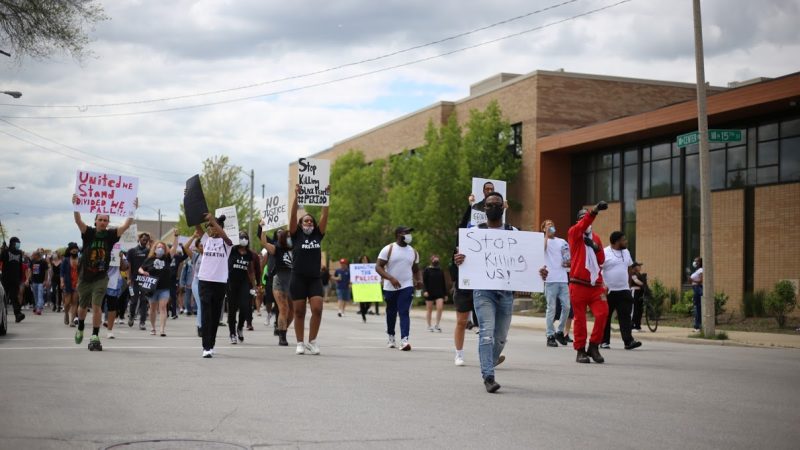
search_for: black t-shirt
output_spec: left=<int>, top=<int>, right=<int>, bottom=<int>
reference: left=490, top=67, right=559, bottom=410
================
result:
left=1, top=249, right=23, bottom=284
left=273, top=245, right=293, bottom=272
left=51, top=261, right=62, bottom=284
left=169, top=253, right=187, bottom=281
left=423, top=266, right=447, bottom=298
left=80, top=227, right=121, bottom=282
left=291, top=227, right=324, bottom=278
left=228, top=248, right=252, bottom=286
left=127, top=244, right=149, bottom=276
left=30, top=259, right=49, bottom=284
left=142, top=255, right=172, bottom=290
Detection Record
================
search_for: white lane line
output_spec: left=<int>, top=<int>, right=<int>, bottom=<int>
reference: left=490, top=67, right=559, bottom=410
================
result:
left=0, top=345, right=451, bottom=351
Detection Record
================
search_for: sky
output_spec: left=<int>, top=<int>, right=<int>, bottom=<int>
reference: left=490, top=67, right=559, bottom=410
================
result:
left=1, top=0, right=798, bottom=251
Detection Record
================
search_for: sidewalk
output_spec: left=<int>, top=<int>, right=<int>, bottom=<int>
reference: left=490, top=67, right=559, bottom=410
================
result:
left=407, top=307, right=800, bottom=349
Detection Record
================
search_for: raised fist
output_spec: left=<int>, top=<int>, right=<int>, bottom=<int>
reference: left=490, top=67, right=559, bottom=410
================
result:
left=596, top=201, right=608, bottom=211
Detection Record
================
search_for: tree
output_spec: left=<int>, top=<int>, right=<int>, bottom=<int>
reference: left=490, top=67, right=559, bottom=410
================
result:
left=0, top=0, right=106, bottom=62
left=177, top=155, right=256, bottom=239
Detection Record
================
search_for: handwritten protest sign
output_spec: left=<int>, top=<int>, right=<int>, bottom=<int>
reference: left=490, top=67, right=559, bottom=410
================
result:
left=350, top=263, right=383, bottom=303
left=457, top=228, right=544, bottom=292
left=135, top=274, right=158, bottom=296
left=297, top=158, right=330, bottom=206
left=73, top=170, right=139, bottom=217
left=184, top=175, right=209, bottom=227
left=469, top=178, right=507, bottom=226
left=259, top=193, right=288, bottom=230
left=110, top=224, right=138, bottom=267
left=215, top=205, right=240, bottom=246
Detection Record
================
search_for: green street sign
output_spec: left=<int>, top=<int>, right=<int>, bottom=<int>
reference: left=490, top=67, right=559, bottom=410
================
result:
left=677, top=129, right=744, bottom=147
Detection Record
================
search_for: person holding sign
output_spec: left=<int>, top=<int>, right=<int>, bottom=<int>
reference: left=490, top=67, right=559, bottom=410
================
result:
left=258, top=227, right=295, bottom=347
left=226, top=232, right=257, bottom=345
left=568, top=202, right=610, bottom=364
left=376, top=226, right=422, bottom=352
left=138, top=238, right=174, bottom=337
left=70, top=193, right=137, bottom=351
left=289, top=183, right=329, bottom=355
left=454, top=192, right=516, bottom=393
left=195, top=214, right=233, bottom=358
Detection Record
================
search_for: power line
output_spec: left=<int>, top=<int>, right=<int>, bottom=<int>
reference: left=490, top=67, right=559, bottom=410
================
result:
left=0, top=0, right=632, bottom=120
left=0, top=0, right=581, bottom=109
left=0, top=118, right=193, bottom=177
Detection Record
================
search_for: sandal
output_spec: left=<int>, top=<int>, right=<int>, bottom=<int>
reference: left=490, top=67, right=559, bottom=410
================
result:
left=150, top=329, right=156, bottom=335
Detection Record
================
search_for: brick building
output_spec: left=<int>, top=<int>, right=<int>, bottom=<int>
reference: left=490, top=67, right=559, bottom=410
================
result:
left=289, top=69, right=800, bottom=314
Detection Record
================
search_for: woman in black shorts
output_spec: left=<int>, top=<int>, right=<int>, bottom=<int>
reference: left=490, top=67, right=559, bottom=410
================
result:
left=289, top=183, right=329, bottom=355
left=259, top=227, right=294, bottom=347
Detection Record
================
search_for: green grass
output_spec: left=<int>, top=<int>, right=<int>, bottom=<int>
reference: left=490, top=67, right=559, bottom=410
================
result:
left=688, top=330, right=730, bottom=340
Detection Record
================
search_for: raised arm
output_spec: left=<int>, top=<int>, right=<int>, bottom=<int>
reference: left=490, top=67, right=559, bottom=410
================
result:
left=289, top=184, right=300, bottom=235
left=116, top=198, right=138, bottom=237
left=206, top=213, right=232, bottom=246
left=318, top=185, right=330, bottom=234
left=72, top=194, right=88, bottom=235
left=185, top=229, right=201, bottom=258
left=257, top=222, right=276, bottom=255
left=169, top=228, right=179, bottom=257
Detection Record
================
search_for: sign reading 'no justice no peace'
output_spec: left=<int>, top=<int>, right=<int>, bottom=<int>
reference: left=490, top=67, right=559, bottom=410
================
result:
left=458, top=228, right=545, bottom=292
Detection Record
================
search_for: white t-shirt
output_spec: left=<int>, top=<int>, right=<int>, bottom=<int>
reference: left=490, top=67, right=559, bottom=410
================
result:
left=544, top=237, right=569, bottom=283
left=602, top=246, right=633, bottom=291
left=690, top=267, right=704, bottom=283
left=197, top=235, right=233, bottom=283
left=378, top=243, right=419, bottom=291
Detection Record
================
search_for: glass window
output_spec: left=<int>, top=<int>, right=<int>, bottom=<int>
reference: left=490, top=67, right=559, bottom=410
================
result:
left=599, top=154, right=612, bottom=169
left=685, top=143, right=699, bottom=155
left=586, top=172, right=595, bottom=203
left=642, top=147, right=651, bottom=162
left=672, top=142, right=681, bottom=157
left=781, top=136, right=800, bottom=182
left=596, top=169, right=612, bottom=201
left=641, top=162, right=650, bottom=198
left=710, top=141, right=726, bottom=150
left=624, top=149, right=638, bottom=165
left=623, top=165, right=637, bottom=213
left=710, top=150, right=725, bottom=190
left=758, top=123, right=779, bottom=141
left=728, top=146, right=746, bottom=171
left=727, top=170, right=746, bottom=188
left=613, top=152, right=620, bottom=168
left=672, top=157, right=681, bottom=194
left=756, top=166, right=779, bottom=185
left=757, top=141, right=779, bottom=166
left=612, top=167, right=620, bottom=201
left=652, top=143, right=671, bottom=160
left=781, top=117, right=800, bottom=138
left=651, top=159, right=671, bottom=196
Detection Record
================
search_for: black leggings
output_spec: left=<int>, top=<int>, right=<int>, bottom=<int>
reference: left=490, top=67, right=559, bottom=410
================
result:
left=228, top=282, right=253, bottom=335
left=199, top=280, right=227, bottom=351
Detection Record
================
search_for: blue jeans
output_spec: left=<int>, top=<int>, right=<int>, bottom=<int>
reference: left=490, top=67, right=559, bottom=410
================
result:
left=192, top=277, right=201, bottom=328
left=545, top=282, right=570, bottom=337
left=474, top=290, right=514, bottom=379
left=384, top=287, right=413, bottom=339
left=183, top=285, right=195, bottom=314
left=32, top=283, right=45, bottom=310
left=692, top=285, right=703, bottom=329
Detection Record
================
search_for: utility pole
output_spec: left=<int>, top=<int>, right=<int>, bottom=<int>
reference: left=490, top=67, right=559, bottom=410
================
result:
left=249, top=169, right=255, bottom=250
left=158, top=208, right=163, bottom=239
left=261, top=184, right=265, bottom=199
left=693, top=0, right=715, bottom=337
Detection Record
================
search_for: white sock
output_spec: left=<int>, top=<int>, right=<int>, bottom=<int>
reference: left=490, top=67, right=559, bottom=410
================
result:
left=456, top=349, right=464, bottom=357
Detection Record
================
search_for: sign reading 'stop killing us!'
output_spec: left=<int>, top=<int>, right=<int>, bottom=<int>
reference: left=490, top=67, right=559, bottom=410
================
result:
left=297, top=158, right=330, bottom=206
left=74, top=170, right=139, bottom=217
left=457, top=228, right=545, bottom=292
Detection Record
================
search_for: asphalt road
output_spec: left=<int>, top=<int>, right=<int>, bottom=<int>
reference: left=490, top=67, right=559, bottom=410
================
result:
left=1, top=305, right=798, bottom=450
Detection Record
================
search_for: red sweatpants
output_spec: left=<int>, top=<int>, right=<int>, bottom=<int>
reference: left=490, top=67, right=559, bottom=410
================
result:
left=569, top=283, right=609, bottom=350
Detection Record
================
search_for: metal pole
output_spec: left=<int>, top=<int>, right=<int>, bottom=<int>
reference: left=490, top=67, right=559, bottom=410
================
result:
left=262, top=184, right=265, bottom=199
left=249, top=169, right=255, bottom=250
left=693, top=0, right=715, bottom=337
left=0, top=218, right=6, bottom=244
left=158, top=208, right=162, bottom=239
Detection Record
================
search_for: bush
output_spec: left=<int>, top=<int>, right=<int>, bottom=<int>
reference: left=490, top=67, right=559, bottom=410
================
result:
left=650, top=279, right=670, bottom=313
left=672, top=292, right=693, bottom=316
left=766, top=280, right=797, bottom=328
left=714, top=292, right=728, bottom=324
left=531, top=292, right=547, bottom=313
left=668, top=288, right=680, bottom=307
left=742, top=290, right=768, bottom=318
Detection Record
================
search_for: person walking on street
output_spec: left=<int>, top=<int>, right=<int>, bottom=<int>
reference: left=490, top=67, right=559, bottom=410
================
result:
left=138, top=239, right=174, bottom=337
left=690, top=256, right=703, bottom=332
left=195, top=214, right=233, bottom=358
left=601, top=232, right=642, bottom=350
left=568, top=202, right=609, bottom=364
left=71, top=193, right=137, bottom=351
left=541, top=219, right=572, bottom=347
left=333, top=259, right=351, bottom=317
left=60, top=242, right=80, bottom=326
left=630, top=262, right=645, bottom=331
left=227, top=232, right=257, bottom=344
left=50, top=252, right=63, bottom=313
left=127, top=232, right=151, bottom=330
left=27, top=250, right=50, bottom=315
left=1, top=236, right=26, bottom=323
left=376, top=226, right=422, bottom=352
left=423, top=255, right=446, bottom=333
left=184, top=232, right=204, bottom=338
left=259, top=227, right=294, bottom=347
left=103, top=253, right=128, bottom=339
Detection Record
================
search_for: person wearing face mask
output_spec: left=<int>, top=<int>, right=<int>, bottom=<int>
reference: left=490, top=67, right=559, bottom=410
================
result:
left=71, top=194, right=137, bottom=351
left=690, top=256, right=703, bottom=332
left=103, top=252, right=129, bottom=339
left=423, top=254, right=446, bottom=333
left=567, top=201, right=609, bottom=364
left=541, top=219, right=572, bottom=348
left=601, top=232, right=641, bottom=350
left=195, top=214, right=233, bottom=358
left=168, top=232, right=188, bottom=320
left=1, top=236, right=26, bottom=323
left=26, top=250, right=50, bottom=315
left=226, top=232, right=257, bottom=344
left=259, top=226, right=295, bottom=346
left=127, top=232, right=151, bottom=330
left=376, top=226, right=422, bottom=352
left=288, top=183, right=330, bottom=355
left=60, top=242, right=80, bottom=326
left=138, top=240, right=173, bottom=336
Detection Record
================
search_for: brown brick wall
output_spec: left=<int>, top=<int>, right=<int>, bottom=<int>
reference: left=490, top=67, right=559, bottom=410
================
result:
left=636, top=196, right=682, bottom=292
left=708, top=190, right=745, bottom=314
left=581, top=203, right=621, bottom=247
left=754, top=183, right=800, bottom=303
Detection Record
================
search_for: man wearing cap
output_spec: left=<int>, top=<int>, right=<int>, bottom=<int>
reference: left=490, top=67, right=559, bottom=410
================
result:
left=375, top=226, right=422, bottom=351
left=126, top=231, right=151, bottom=330
left=333, top=258, right=351, bottom=317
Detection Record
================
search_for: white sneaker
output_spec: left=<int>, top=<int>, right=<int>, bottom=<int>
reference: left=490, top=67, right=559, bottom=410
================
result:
left=427, top=326, right=434, bottom=332
left=296, top=343, right=305, bottom=355
left=202, top=350, right=212, bottom=358
left=305, top=340, right=320, bottom=355
left=210, top=348, right=216, bottom=356
left=387, top=335, right=396, bottom=349
left=455, top=353, right=465, bottom=366
left=600, top=343, right=610, bottom=349
left=400, top=337, right=411, bottom=351
left=107, top=331, right=115, bottom=339
left=434, top=325, right=442, bottom=333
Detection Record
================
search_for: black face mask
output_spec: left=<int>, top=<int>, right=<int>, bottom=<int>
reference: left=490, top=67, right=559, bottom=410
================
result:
left=485, top=205, right=503, bottom=221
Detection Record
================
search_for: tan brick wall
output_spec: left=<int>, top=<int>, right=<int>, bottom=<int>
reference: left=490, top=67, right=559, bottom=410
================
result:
left=754, top=183, right=800, bottom=304
left=581, top=203, right=621, bottom=247
left=636, top=196, right=682, bottom=292
left=708, top=190, right=745, bottom=314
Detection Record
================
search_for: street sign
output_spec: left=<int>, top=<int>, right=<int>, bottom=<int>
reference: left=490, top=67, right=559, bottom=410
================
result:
left=677, top=129, right=744, bottom=147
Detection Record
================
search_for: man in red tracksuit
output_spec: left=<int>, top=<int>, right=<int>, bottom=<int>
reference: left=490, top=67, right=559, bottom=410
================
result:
left=568, top=201, right=609, bottom=364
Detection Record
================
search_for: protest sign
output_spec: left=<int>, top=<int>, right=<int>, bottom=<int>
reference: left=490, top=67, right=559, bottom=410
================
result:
left=258, top=193, right=288, bottom=230
left=457, top=228, right=545, bottom=292
left=215, top=205, right=240, bottom=246
left=73, top=170, right=139, bottom=217
left=135, top=274, right=158, bottom=296
left=184, top=174, right=209, bottom=226
left=297, top=158, right=330, bottom=206
left=110, top=224, right=138, bottom=267
left=469, top=178, right=507, bottom=226
left=350, top=263, right=383, bottom=303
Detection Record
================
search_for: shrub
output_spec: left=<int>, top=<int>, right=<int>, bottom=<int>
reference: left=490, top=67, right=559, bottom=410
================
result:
left=531, top=292, right=547, bottom=313
left=650, top=279, right=670, bottom=312
left=668, top=288, right=680, bottom=307
left=672, top=290, right=694, bottom=316
left=714, top=292, right=728, bottom=324
left=742, top=290, right=767, bottom=318
left=766, top=280, right=797, bottom=328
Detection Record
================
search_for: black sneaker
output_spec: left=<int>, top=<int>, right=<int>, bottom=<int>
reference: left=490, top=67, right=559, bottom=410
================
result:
left=484, top=376, right=501, bottom=393
left=546, top=336, right=558, bottom=347
left=624, top=340, right=642, bottom=350
left=587, top=343, right=605, bottom=364
left=576, top=349, right=590, bottom=363
left=128, top=317, right=134, bottom=327
left=565, top=334, right=574, bottom=343
left=237, top=328, right=244, bottom=342
left=554, top=331, right=568, bottom=346
left=15, top=313, right=25, bottom=323
left=230, top=335, right=237, bottom=345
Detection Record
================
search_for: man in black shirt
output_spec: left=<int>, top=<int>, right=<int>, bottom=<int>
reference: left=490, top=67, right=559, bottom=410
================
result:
left=1, top=236, right=26, bottom=323
left=126, top=232, right=151, bottom=329
left=27, top=250, right=50, bottom=315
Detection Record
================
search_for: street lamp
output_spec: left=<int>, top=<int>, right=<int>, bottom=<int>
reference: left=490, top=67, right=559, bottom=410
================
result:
left=1, top=91, right=21, bottom=99
left=0, top=211, right=20, bottom=244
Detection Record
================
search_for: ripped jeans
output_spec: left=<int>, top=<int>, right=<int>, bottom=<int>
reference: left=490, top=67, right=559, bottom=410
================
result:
left=473, top=289, right=514, bottom=380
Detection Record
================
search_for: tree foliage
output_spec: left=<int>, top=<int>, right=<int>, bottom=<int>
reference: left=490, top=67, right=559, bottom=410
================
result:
left=0, top=0, right=106, bottom=62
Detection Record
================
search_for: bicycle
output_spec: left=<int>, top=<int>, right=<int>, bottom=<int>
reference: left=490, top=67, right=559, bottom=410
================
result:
left=642, top=290, right=660, bottom=332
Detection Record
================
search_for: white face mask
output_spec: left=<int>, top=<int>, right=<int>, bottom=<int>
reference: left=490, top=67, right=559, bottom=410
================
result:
left=240, top=238, right=249, bottom=247
left=155, top=248, right=165, bottom=258
left=302, top=226, right=314, bottom=235
left=286, top=237, right=293, bottom=247
left=692, top=261, right=698, bottom=268
left=403, top=234, right=413, bottom=244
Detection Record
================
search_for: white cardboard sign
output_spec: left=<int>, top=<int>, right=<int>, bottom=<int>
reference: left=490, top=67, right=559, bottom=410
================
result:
left=457, top=228, right=545, bottom=292
left=259, top=193, right=289, bottom=229
left=215, top=205, right=240, bottom=246
left=74, top=170, right=139, bottom=217
left=297, top=158, right=330, bottom=206
left=469, top=178, right=507, bottom=226
left=110, top=224, right=138, bottom=267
